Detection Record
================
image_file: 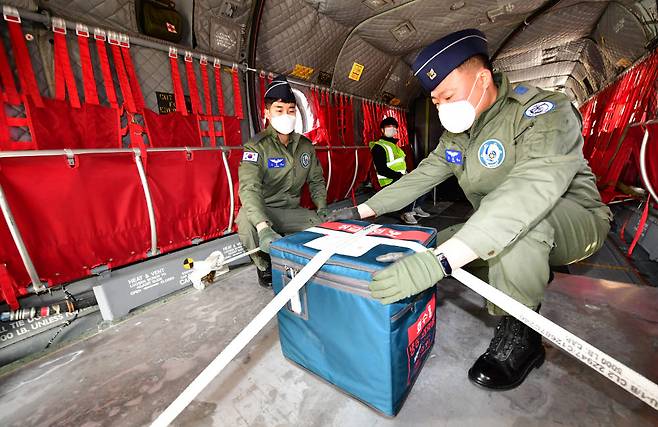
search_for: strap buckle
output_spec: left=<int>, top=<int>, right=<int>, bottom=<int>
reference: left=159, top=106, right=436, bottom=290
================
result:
left=107, top=31, right=120, bottom=46
left=213, top=58, right=221, bottom=69
left=93, top=28, right=106, bottom=41
left=199, top=54, right=208, bottom=65
left=52, top=17, right=67, bottom=35
left=184, top=51, right=193, bottom=63
left=231, top=63, right=239, bottom=72
left=168, top=46, right=178, bottom=59
left=75, top=23, right=89, bottom=38
left=2, top=6, right=20, bottom=23
left=119, top=33, right=130, bottom=48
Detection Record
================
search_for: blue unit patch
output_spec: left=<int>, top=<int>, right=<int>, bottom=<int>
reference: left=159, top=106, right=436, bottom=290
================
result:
left=514, top=85, right=529, bottom=95
left=268, top=157, right=287, bottom=168
left=478, top=139, right=505, bottom=169
left=445, top=149, right=463, bottom=165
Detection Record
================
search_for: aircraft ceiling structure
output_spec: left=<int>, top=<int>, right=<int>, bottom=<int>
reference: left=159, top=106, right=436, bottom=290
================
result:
left=255, top=0, right=658, bottom=106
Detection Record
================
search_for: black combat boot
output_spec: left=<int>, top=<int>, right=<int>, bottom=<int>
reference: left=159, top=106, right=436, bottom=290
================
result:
left=256, top=256, right=272, bottom=288
left=468, top=312, right=545, bottom=390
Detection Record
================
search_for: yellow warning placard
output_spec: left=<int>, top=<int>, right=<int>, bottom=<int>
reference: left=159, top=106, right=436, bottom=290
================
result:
left=291, top=64, right=315, bottom=80
left=349, top=63, right=365, bottom=81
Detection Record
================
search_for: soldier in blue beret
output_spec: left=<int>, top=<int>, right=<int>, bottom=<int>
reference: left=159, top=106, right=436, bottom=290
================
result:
left=329, top=29, right=612, bottom=390
left=237, top=75, right=328, bottom=287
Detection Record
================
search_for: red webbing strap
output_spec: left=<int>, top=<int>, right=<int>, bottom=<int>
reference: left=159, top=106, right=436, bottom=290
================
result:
left=0, top=34, right=19, bottom=105
left=213, top=59, right=225, bottom=116
left=259, top=71, right=266, bottom=126
left=0, top=263, right=19, bottom=310
left=52, top=23, right=81, bottom=108
left=627, top=195, right=651, bottom=257
left=94, top=31, right=117, bottom=108
left=200, top=56, right=212, bottom=116
left=168, top=48, right=187, bottom=115
left=108, top=34, right=144, bottom=150
left=120, top=37, right=145, bottom=111
left=76, top=26, right=99, bottom=105
left=0, top=97, right=10, bottom=145
left=184, top=52, right=201, bottom=115
left=231, top=66, right=243, bottom=119
left=6, top=19, right=42, bottom=107
left=199, top=55, right=216, bottom=144
left=340, top=94, right=346, bottom=143
left=109, top=37, right=136, bottom=113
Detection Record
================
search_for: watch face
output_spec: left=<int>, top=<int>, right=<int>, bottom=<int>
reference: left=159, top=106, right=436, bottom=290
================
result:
left=437, top=253, right=452, bottom=275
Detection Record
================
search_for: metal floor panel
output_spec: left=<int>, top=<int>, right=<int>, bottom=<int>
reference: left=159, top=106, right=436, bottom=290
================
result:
left=0, top=263, right=656, bottom=426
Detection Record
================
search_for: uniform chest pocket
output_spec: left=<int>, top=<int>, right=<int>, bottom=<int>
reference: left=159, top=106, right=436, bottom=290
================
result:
left=467, top=138, right=516, bottom=194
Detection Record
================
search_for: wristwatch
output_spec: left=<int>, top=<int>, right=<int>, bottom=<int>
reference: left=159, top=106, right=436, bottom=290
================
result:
left=436, top=252, right=452, bottom=276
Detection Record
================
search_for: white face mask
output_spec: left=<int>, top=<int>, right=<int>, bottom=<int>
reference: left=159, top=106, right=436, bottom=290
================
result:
left=270, top=113, right=296, bottom=135
left=384, top=127, right=398, bottom=138
left=437, top=74, right=486, bottom=134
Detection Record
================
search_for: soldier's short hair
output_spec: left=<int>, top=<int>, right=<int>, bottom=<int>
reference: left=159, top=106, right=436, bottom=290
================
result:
left=265, top=97, right=297, bottom=109
left=458, top=54, right=493, bottom=73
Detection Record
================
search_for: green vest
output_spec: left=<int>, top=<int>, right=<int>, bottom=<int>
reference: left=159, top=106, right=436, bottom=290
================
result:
left=369, top=139, right=407, bottom=187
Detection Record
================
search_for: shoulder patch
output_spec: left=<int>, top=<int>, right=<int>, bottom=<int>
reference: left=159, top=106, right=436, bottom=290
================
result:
left=513, top=85, right=528, bottom=95
left=524, top=101, right=556, bottom=118
left=242, top=151, right=259, bottom=163
left=300, top=152, right=311, bottom=168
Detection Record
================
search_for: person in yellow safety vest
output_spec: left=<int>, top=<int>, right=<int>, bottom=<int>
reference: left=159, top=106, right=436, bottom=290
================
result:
left=369, top=117, right=430, bottom=225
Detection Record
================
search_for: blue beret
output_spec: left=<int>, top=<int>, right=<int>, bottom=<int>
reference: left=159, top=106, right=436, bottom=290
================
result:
left=412, top=29, right=489, bottom=92
left=264, top=74, right=295, bottom=103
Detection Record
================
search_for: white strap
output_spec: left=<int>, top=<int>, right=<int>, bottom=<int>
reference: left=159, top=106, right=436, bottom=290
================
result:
left=452, top=268, right=658, bottom=411
left=151, top=224, right=382, bottom=426
left=305, top=226, right=427, bottom=254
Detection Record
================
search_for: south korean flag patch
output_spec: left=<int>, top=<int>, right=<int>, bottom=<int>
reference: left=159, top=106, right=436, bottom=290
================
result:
left=524, top=101, right=555, bottom=118
left=242, top=151, right=259, bottom=163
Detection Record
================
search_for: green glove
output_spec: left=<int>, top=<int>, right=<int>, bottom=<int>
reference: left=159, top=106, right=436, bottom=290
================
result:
left=325, top=206, right=360, bottom=222
left=317, top=208, right=330, bottom=219
left=258, top=226, right=282, bottom=253
left=369, top=250, right=444, bottom=304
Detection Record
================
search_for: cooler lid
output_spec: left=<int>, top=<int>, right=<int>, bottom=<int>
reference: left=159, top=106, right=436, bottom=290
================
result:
left=270, top=220, right=437, bottom=278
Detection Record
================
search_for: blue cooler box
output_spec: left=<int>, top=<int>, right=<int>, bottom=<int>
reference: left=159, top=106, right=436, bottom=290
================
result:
left=270, top=220, right=438, bottom=416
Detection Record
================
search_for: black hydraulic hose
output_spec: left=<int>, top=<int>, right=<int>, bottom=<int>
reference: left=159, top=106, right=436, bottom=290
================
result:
left=0, top=293, right=96, bottom=322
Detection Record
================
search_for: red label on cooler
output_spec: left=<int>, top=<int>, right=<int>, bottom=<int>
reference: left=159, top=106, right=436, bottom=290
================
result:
left=407, top=294, right=436, bottom=384
left=319, top=221, right=431, bottom=243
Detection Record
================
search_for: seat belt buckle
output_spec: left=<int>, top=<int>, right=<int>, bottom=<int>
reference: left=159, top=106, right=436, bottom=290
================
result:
left=199, top=55, right=208, bottom=66
left=52, top=17, right=67, bottom=35
left=93, top=28, right=106, bottom=42
left=107, top=31, right=120, bottom=46
left=2, top=6, right=20, bottom=23
left=75, top=23, right=89, bottom=38
left=168, top=46, right=178, bottom=59
left=184, top=51, right=193, bottom=63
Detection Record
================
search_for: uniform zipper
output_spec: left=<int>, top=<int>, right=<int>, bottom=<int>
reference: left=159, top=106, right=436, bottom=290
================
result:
left=272, top=258, right=426, bottom=319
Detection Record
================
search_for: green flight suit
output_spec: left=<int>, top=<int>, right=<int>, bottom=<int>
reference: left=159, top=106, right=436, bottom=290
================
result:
left=237, top=125, right=327, bottom=270
left=365, top=73, right=612, bottom=314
